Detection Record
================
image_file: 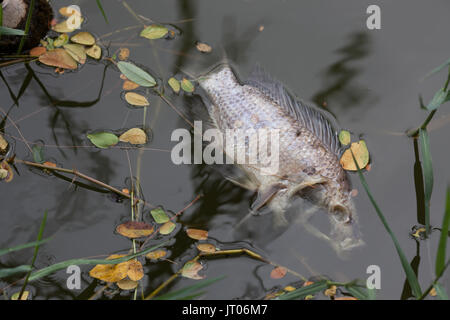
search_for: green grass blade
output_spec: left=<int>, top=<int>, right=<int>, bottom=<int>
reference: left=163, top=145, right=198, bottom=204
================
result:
left=419, top=129, right=433, bottom=235
left=0, top=265, right=32, bottom=279
left=0, top=26, right=26, bottom=36
left=19, top=210, right=47, bottom=298
left=423, top=57, right=450, bottom=80
left=351, top=151, right=423, bottom=298
left=0, top=238, right=51, bottom=257
left=345, top=284, right=376, bottom=300
left=28, top=241, right=166, bottom=281
left=436, top=188, right=450, bottom=276
left=96, top=0, right=109, bottom=23
left=154, top=276, right=225, bottom=300
left=434, top=283, right=448, bottom=300
left=16, top=0, right=35, bottom=53
left=277, top=280, right=328, bottom=300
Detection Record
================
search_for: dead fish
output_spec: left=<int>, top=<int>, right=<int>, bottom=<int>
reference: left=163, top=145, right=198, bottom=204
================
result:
left=196, top=64, right=364, bottom=254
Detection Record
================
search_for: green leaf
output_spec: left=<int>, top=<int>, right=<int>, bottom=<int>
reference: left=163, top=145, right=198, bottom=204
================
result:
left=150, top=208, right=169, bottom=224
left=117, top=61, right=156, bottom=87
left=153, top=276, right=225, bottom=300
left=87, top=132, right=119, bottom=149
left=0, top=26, right=25, bottom=36
left=277, top=280, right=328, bottom=300
left=436, top=188, right=450, bottom=276
left=351, top=151, right=423, bottom=298
left=140, top=25, right=168, bottom=40
left=419, top=129, right=433, bottom=235
left=29, top=242, right=166, bottom=281
left=181, top=78, right=195, bottom=93
left=96, top=0, right=108, bottom=24
left=0, top=238, right=50, bottom=257
left=338, top=130, right=351, bottom=146
left=0, top=265, right=32, bottom=279
left=424, top=57, right=450, bottom=79
left=32, top=144, right=45, bottom=163
left=426, top=88, right=448, bottom=111
left=345, top=284, right=376, bottom=300
left=168, top=77, right=180, bottom=93
left=434, top=283, right=449, bottom=300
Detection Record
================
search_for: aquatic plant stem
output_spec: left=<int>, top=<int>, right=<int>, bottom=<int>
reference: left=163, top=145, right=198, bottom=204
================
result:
left=16, top=0, right=35, bottom=54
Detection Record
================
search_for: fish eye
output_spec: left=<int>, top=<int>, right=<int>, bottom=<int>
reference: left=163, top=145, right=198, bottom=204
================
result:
left=332, top=205, right=352, bottom=223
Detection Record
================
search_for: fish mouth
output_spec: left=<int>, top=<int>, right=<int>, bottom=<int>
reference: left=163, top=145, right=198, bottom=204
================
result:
left=329, top=205, right=365, bottom=253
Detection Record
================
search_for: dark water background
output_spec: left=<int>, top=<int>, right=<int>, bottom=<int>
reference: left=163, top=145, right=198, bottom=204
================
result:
left=1, top=0, right=450, bottom=299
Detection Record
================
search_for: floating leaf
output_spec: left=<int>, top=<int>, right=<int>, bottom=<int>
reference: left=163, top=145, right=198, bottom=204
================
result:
left=125, top=92, right=150, bottom=107
left=85, top=45, right=102, bottom=59
left=39, top=48, right=78, bottom=69
left=159, top=221, right=176, bottom=235
left=150, top=208, right=169, bottom=224
left=119, top=128, right=147, bottom=145
left=63, top=44, right=86, bottom=64
left=146, top=249, right=167, bottom=260
left=168, top=77, right=180, bottom=93
left=43, top=161, right=57, bottom=168
left=140, top=25, right=168, bottom=40
left=338, top=130, right=351, bottom=146
left=71, top=32, right=95, bottom=46
left=126, top=260, right=144, bottom=281
left=53, top=33, right=69, bottom=47
left=117, top=61, right=156, bottom=87
left=52, top=17, right=83, bottom=33
left=89, top=254, right=129, bottom=282
left=335, top=296, right=358, bottom=300
left=340, top=140, right=370, bottom=171
left=59, top=6, right=81, bottom=17
left=0, top=134, right=8, bottom=153
left=324, top=285, right=337, bottom=297
left=29, top=47, right=47, bottom=57
left=123, top=80, right=140, bottom=91
left=196, top=42, right=212, bottom=53
left=181, top=261, right=205, bottom=280
left=11, top=291, right=29, bottom=300
left=181, top=78, right=195, bottom=93
left=196, top=243, right=216, bottom=253
left=119, top=48, right=130, bottom=61
left=32, top=145, right=45, bottom=163
left=116, top=221, right=154, bottom=238
left=87, top=132, right=119, bottom=149
left=117, top=279, right=138, bottom=290
left=270, top=266, right=287, bottom=279
left=186, top=228, right=208, bottom=240
left=284, top=286, right=296, bottom=292
left=0, top=161, right=13, bottom=183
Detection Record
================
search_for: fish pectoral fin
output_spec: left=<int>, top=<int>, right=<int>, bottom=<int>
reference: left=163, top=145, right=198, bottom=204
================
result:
left=250, top=183, right=286, bottom=213
left=292, top=176, right=327, bottom=194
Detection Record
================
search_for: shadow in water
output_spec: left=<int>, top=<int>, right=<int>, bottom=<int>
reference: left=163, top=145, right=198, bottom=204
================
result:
left=312, top=32, right=371, bottom=112
left=400, top=240, right=421, bottom=300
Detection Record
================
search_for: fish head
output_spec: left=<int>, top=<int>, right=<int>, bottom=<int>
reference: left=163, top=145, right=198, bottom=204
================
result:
left=327, top=186, right=365, bottom=253
left=198, top=64, right=238, bottom=94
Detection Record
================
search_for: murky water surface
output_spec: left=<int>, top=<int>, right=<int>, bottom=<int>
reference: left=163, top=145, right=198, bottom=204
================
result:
left=1, top=0, right=450, bottom=299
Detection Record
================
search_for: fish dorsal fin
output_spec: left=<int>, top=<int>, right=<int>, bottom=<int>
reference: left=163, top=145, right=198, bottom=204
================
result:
left=245, top=65, right=342, bottom=156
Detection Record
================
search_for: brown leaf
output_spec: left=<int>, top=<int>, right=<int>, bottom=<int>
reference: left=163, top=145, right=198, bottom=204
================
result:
left=0, top=161, right=13, bottom=183
left=30, top=47, right=47, bottom=57
left=270, top=267, right=287, bottom=279
left=186, top=228, right=208, bottom=240
left=146, top=249, right=167, bottom=260
left=116, top=221, right=154, bottom=238
left=117, top=279, right=138, bottom=290
left=39, top=48, right=78, bottom=69
left=339, top=140, right=370, bottom=171
left=119, top=128, right=147, bottom=145
left=71, top=32, right=96, bottom=46
left=126, top=259, right=144, bottom=281
left=0, top=134, right=8, bottom=153
left=119, top=48, right=130, bottom=61
left=335, top=297, right=358, bottom=300
left=181, top=260, right=205, bottom=280
left=122, top=80, right=140, bottom=91
left=85, top=45, right=102, bottom=60
left=196, top=243, right=216, bottom=253
left=196, top=42, right=212, bottom=53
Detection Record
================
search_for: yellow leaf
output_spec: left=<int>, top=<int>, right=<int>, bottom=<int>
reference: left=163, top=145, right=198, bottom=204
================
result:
left=119, top=128, right=147, bottom=145
left=168, top=77, right=180, bottom=93
left=186, top=228, right=208, bottom=240
left=39, top=48, right=78, bottom=69
left=11, top=291, right=29, bottom=300
left=59, top=6, right=81, bottom=17
left=85, top=45, right=102, bottom=60
left=127, top=260, right=144, bottom=281
left=338, top=130, right=351, bottom=146
left=196, top=243, right=216, bottom=253
left=146, top=249, right=167, bottom=260
left=339, top=140, right=370, bottom=171
left=324, top=285, right=337, bottom=297
left=335, top=296, right=358, bottom=300
left=116, top=221, right=154, bottom=238
left=0, top=161, right=13, bottom=183
left=125, top=92, right=150, bottom=107
left=159, top=221, right=176, bottom=235
left=284, top=286, right=296, bottom=292
left=63, top=44, right=87, bottom=64
left=0, top=134, right=8, bottom=153
left=71, top=32, right=96, bottom=46
left=89, top=254, right=129, bottom=282
left=117, top=279, right=138, bottom=290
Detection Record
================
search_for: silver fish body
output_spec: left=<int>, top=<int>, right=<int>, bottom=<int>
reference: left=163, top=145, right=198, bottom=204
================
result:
left=197, top=64, right=364, bottom=253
